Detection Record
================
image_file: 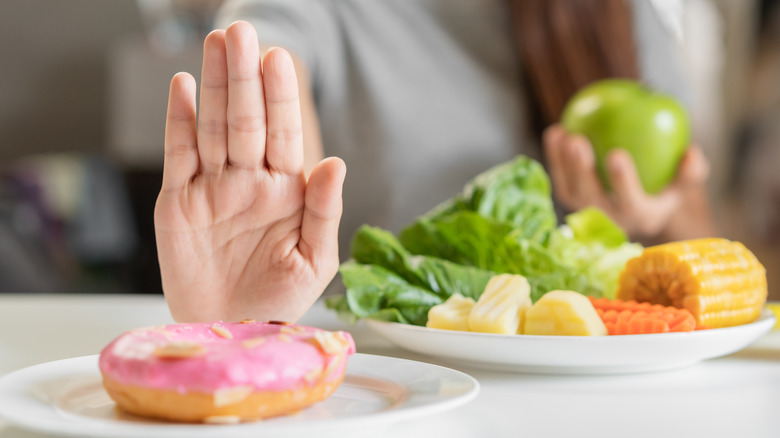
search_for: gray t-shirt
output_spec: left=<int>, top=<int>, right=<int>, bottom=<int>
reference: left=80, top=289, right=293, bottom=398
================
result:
left=216, top=0, right=687, bottom=261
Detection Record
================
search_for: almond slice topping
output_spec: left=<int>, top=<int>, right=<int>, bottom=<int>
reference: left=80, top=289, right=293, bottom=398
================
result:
left=280, top=325, right=306, bottom=335
left=239, top=319, right=256, bottom=324
left=242, top=337, right=266, bottom=349
left=213, top=385, right=254, bottom=408
left=303, top=365, right=323, bottom=384
left=312, top=331, right=348, bottom=355
left=323, top=355, right=343, bottom=378
left=153, top=341, right=206, bottom=359
left=210, top=324, right=233, bottom=339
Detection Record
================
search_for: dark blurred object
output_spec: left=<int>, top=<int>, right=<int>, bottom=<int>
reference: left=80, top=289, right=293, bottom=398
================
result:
left=0, top=154, right=139, bottom=293
left=759, top=0, right=780, bottom=28
left=121, top=169, right=164, bottom=295
left=0, top=179, right=66, bottom=292
left=736, top=0, right=780, bottom=242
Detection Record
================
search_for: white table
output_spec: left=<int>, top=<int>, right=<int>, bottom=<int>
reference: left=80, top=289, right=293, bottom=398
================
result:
left=1, top=294, right=779, bottom=438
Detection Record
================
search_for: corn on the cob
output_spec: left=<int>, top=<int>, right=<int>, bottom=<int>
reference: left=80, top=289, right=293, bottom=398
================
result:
left=469, top=274, right=531, bottom=334
left=588, top=297, right=697, bottom=335
left=426, top=294, right=475, bottom=331
left=524, top=291, right=607, bottom=336
left=616, top=238, right=767, bottom=329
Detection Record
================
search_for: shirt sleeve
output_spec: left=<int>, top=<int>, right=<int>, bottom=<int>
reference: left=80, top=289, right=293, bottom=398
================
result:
left=630, top=0, right=692, bottom=110
left=215, top=0, right=340, bottom=91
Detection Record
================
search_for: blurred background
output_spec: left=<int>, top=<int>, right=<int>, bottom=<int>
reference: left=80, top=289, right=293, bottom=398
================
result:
left=1, top=0, right=780, bottom=298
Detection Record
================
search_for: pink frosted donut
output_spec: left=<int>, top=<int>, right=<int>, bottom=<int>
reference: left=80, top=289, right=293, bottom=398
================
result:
left=99, top=320, right=355, bottom=423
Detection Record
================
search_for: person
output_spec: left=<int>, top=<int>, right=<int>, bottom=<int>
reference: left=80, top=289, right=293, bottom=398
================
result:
left=212, top=0, right=718, bottom=242
left=156, top=1, right=718, bottom=323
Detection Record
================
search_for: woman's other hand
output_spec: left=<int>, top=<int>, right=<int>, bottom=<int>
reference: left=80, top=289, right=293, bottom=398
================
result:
left=543, top=124, right=714, bottom=242
left=154, top=21, right=345, bottom=323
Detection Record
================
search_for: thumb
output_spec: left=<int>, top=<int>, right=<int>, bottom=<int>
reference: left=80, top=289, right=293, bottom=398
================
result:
left=299, top=157, right=346, bottom=276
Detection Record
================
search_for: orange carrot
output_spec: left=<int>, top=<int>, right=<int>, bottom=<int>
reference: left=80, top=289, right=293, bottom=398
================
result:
left=588, top=297, right=698, bottom=335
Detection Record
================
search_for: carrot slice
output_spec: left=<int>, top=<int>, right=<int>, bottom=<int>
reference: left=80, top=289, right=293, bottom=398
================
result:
left=589, top=297, right=698, bottom=335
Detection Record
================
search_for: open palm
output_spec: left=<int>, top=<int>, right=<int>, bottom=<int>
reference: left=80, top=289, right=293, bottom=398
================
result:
left=154, top=21, right=345, bottom=323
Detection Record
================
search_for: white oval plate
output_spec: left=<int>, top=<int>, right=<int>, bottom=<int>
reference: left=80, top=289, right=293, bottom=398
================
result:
left=0, top=353, right=478, bottom=438
left=366, top=309, right=776, bottom=374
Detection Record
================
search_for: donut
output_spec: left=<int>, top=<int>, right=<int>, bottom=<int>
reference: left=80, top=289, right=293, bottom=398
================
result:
left=98, top=320, right=355, bottom=423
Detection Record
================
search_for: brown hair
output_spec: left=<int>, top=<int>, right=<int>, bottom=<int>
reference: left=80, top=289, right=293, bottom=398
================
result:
left=509, top=0, right=639, bottom=136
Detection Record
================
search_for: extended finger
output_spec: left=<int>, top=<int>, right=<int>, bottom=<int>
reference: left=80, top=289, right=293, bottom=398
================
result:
left=605, top=149, right=646, bottom=212
left=197, top=29, right=229, bottom=174
left=673, top=146, right=710, bottom=188
left=542, top=124, right=571, bottom=201
left=162, top=73, right=199, bottom=191
left=299, top=157, right=346, bottom=276
left=225, top=21, right=266, bottom=168
left=263, top=48, right=304, bottom=175
left=565, top=135, right=604, bottom=208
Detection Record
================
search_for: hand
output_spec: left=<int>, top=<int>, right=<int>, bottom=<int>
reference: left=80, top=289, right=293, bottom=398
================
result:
left=543, top=124, right=710, bottom=241
left=154, top=21, right=345, bottom=323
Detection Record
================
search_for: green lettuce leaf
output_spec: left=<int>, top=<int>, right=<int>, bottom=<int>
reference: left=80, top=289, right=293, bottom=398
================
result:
left=351, top=225, right=494, bottom=299
left=333, top=226, right=495, bottom=325
left=421, top=155, right=557, bottom=242
left=564, top=206, right=627, bottom=248
left=337, top=262, right=443, bottom=325
left=547, top=207, right=643, bottom=298
left=330, top=156, right=643, bottom=325
left=399, top=211, right=589, bottom=300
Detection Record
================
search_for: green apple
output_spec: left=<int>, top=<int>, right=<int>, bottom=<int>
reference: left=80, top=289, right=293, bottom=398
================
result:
left=561, top=79, right=690, bottom=194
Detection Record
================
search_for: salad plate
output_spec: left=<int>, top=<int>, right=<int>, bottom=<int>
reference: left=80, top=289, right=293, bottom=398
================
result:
left=366, top=309, right=776, bottom=374
left=0, top=353, right=478, bottom=438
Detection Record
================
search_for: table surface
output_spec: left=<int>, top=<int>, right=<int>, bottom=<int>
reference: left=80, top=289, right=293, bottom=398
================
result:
left=1, top=293, right=779, bottom=438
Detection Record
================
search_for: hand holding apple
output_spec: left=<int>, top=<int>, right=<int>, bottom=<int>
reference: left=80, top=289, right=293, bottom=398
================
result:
left=561, top=79, right=690, bottom=194
left=543, top=124, right=710, bottom=241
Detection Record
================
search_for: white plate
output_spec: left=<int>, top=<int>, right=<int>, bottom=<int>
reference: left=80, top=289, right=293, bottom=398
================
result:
left=366, top=309, right=776, bottom=374
left=0, top=353, right=478, bottom=438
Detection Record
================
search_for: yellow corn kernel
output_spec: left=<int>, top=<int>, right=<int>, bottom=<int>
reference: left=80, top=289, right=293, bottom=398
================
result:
left=426, top=294, right=475, bottom=331
left=524, top=290, right=607, bottom=336
left=468, top=274, right=531, bottom=335
left=617, top=238, right=767, bottom=328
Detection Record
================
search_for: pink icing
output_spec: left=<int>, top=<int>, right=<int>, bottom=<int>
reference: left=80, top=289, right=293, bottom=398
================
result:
left=98, top=321, right=355, bottom=394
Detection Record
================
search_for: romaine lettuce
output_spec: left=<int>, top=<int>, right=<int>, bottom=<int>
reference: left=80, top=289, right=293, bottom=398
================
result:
left=326, top=155, right=643, bottom=325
